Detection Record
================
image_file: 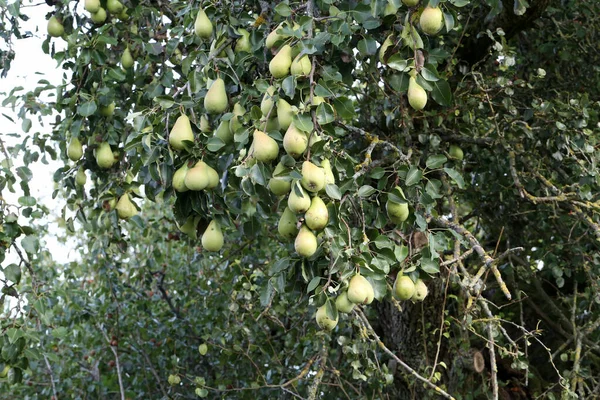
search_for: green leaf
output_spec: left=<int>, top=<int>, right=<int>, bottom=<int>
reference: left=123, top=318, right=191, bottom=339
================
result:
left=426, top=154, right=447, bottom=169
left=3, top=264, right=21, bottom=285
left=325, top=184, right=342, bottom=200
left=307, top=276, right=321, bottom=293
left=274, top=2, right=292, bottom=17
left=332, top=97, right=355, bottom=120
left=77, top=100, right=97, bottom=117
left=358, top=185, right=376, bottom=198
left=18, top=196, right=36, bottom=207
left=206, top=137, right=225, bottom=152
left=444, top=167, right=465, bottom=188
left=420, top=258, right=440, bottom=274
left=357, top=38, right=378, bottom=56
left=387, top=54, right=409, bottom=72
left=316, top=102, right=335, bottom=125
left=431, top=80, right=453, bottom=107
left=405, top=166, right=423, bottom=186
left=293, top=114, right=314, bottom=133
left=154, top=95, right=175, bottom=109
left=21, top=235, right=39, bottom=254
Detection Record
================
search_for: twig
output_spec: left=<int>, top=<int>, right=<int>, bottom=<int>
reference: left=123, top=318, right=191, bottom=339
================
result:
left=487, top=321, right=499, bottom=400
left=43, top=354, right=58, bottom=400
left=98, top=325, right=126, bottom=400
left=307, top=339, right=327, bottom=400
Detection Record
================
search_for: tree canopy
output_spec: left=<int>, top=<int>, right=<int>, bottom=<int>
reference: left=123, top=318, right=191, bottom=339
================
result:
left=1, top=0, right=599, bottom=399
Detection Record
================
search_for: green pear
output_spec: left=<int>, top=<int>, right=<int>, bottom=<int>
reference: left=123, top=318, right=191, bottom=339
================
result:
left=96, top=142, right=114, bottom=169
left=403, top=0, right=420, bottom=6
left=449, top=145, right=464, bottom=161
left=269, top=44, right=292, bottom=79
left=295, top=225, right=317, bottom=257
left=215, top=120, right=233, bottom=144
left=411, top=279, right=428, bottom=301
left=278, top=207, right=298, bottom=239
left=420, top=7, right=444, bottom=35
left=172, top=163, right=189, bottom=192
left=393, top=275, right=416, bottom=300
left=118, top=7, right=129, bottom=20
left=47, top=16, right=64, bottom=38
left=116, top=193, right=138, bottom=219
left=75, top=167, right=87, bottom=186
left=288, top=182, right=311, bottom=214
left=290, top=54, right=311, bottom=76
left=84, top=0, right=101, bottom=13
left=121, top=47, right=134, bottom=69
left=347, top=274, right=375, bottom=304
left=205, top=163, right=220, bottom=189
left=179, top=216, right=199, bottom=239
left=107, top=0, right=123, bottom=14
left=184, top=161, right=210, bottom=191
left=198, top=343, right=208, bottom=355
left=321, top=159, right=335, bottom=185
left=209, top=39, right=228, bottom=58
left=195, top=8, right=213, bottom=38
left=305, top=196, right=328, bottom=231
left=234, top=28, right=251, bottom=53
left=204, top=78, right=228, bottom=114
left=335, top=292, right=355, bottom=313
left=300, top=161, right=325, bottom=193
left=169, top=114, right=194, bottom=150
left=379, top=35, right=395, bottom=64
left=408, top=76, right=427, bottom=111
left=276, top=99, right=294, bottom=130
left=315, top=304, right=338, bottom=331
left=200, top=115, right=211, bottom=132
left=67, top=137, right=83, bottom=161
left=386, top=193, right=410, bottom=223
left=91, top=8, right=107, bottom=24
left=228, top=102, right=246, bottom=135
left=202, top=219, right=223, bottom=252
left=261, top=86, right=277, bottom=117
left=269, top=162, right=291, bottom=196
left=250, top=130, right=279, bottom=163
left=264, top=117, right=280, bottom=132
left=99, top=102, right=115, bottom=116
left=283, top=123, right=308, bottom=158
left=265, top=23, right=284, bottom=49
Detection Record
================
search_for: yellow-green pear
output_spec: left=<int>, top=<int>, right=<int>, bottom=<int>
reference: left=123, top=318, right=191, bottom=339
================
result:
left=290, top=54, right=311, bottom=76
left=305, top=196, right=328, bottom=231
left=172, top=163, right=189, bottom=192
left=75, top=167, right=87, bottom=186
left=202, top=219, right=223, bottom=252
left=384, top=0, right=399, bottom=15
left=300, top=161, right=325, bottom=193
left=47, top=16, right=64, bottom=38
left=205, top=164, right=220, bottom=189
left=276, top=99, right=294, bottom=130
left=200, top=115, right=211, bottom=133
left=228, top=102, right=246, bottom=135
left=269, top=44, right=292, bottom=79
left=408, top=76, right=427, bottom=111
left=315, top=304, right=338, bottom=331
left=278, top=207, right=298, bottom=239
left=393, top=275, right=416, bottom=300
left=347, top=274, right=375, bottom=304
left=99, top=101, right=115, bottom=116
left=379, top=35, right=395, bottom=64
left=169, top=114, right=194, bottom=150
left=198, top=343, right=208, bottom=355
left=107, top=0, right=123, bottom=14
left=215, top=120, right=233, bottom=144
left=335, top=292, right=355, bottom=313
left=250, top=130, right=279, bottom=163
left=209, top=39, right=228, bottom=58
left=179, top=216, right=199, bottom=239
left=184, top=161, right=210, bottom=191
left=67, top=137, right=83, bottom=161
left=295, top=224, right=317, bottom=257
left=121, top=47, right=134, bottom=69
left=386, top=196, right=410, bottom=223
left=118, top=7, right=129, bottom=20
left=96, top=142, right=114, bottom=169
left=321, top=159, right=335, bottom=185
left=288, top=182, right=311, bottom=214
left=264, top=117, right=280, bottom=132
left=235, top=28, right=251, bottom=53
left=204, top=78, right=228, bottom=114
left=116, top=193, right=138, bottom=219
left=411, top=279, right=428, bottom=301
left=269, top=162, right=291, bottom=196
left=261, top=86, right=277, bottom=116
left=449, top=145, right=464, bottom=161
left=84, top=0, right=101, bottom=13
left=420, top=7, right=444, bottom=35
left=91, top=7, right=107, bottom=24
left=403, top=0, right=420, bottom=6
left=195, top=8, right=213, bottom=39
left=283, top=123, right=308, bottom=158
left=265, top=23, right=284, bottom=49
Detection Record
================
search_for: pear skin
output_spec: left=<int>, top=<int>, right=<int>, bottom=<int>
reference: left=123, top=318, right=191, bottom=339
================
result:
left=403, top=0, right=420, bottom=6
left=121, top=47, right=134, bottom=69
left=393, top=275, right=416, bottom=300
left=407, top=76, right=427, bottom=110
left=347, top=274, right=375, bottom=304
left=420, top=7, right=444, bottom=35
left=204, top=78, right=228, bottom=114
left=283, top=123, right=308, bottom=158
left=235, top=28, right=251, bottom=53
left=205, top=164, right=220, bottom=189
left=294, top=225, right=317, bottom=257
left=250, top=130, right=279, bottom=163
left=449, top=145, right=464, bottom=161
left=96, top=142, right=114, bottom=169
left=386, top=199, right=410, bottom=223
left=99, top=102, right=115, bottom=117
left=67, top=137, right=83, bottom=161
left=202, top=219, right=224, bottom=251
left=84, top=0, right=101, bottom=13
left=116, top=193, right=138, bottom=219
left=179, top=216, right=199, bottom=239
left=200, top=115, right=211, bottom=133
left=261, top=86, right=277, bottom=116
left=315, top=304, right=338, bottom=331
left=269, top=162, right=291, bottom=196
left=411, top=279, right=428, bottom=301
left=290, top=54, right=311, bottom=76
left=91, top=7, right=107, bottom=24
left=300, top=161, right=325, bottom=193
left=195, top=8, right=213, bottom=38
left=169, top=114, right=194, bottom=150
left=288, top=182, right=311, bottom=214
left=172, top=163, right=190, bottom=192
left=215, top=120, right=233, bottom=144
left=184, top=161, right=210, bottom=190
left=265, top=23, right=284, bottom=49
left=335, top=292, right=355, bottom=313
left=269, top=44, right=292, bottom=79
left=276, top=99, right=294, bottom=130
left=47, top=16, right=64, bottom=37
left=75, top=167, right=87, bottom=186
left=305, top=196, right=329, bottom=231
left=278, top=207, right=298, bottom=239
left=321, top=159, right=335, bottom=185
left=228, top=103, right=246, bottom=136
left=107, top=0, right=123, bottom=14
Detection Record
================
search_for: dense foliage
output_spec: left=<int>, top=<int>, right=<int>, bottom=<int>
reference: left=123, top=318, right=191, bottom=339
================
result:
left=1, top=0, right=599, bottom=399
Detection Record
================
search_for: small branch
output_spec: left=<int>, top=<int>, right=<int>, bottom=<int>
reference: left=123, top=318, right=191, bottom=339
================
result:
left=43, top=355, right=58, bottom=400
left=487, top=321, right=499, bottom=400
left=307, top=340, right=327, bottom=400
left=98, top=325, right=126, bottom=400
left=440, top=248, right=474, bottom=267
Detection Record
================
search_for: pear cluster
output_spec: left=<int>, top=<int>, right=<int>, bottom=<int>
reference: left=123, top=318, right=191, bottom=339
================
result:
left=84, top=0, right=128, bottom=24
left=393, top=275, right=428, bottom=302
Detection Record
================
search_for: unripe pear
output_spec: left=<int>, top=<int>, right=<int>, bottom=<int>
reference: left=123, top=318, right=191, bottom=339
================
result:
left=96, top=142, right=114, bottom=169
left=335, top=292, right=355, bottom=313
left=393, top=275, right=416, bottom=300
left=276, top=99, right=294, bottom=130
left=269, top=162, right=291, bottom=196
left=179, top=216, right=199, bottom=239
left=264, top=117, right=280, bottom=132
left=202, top=219, right=224, bottom=252
left=300, top=161, right=325, bottom=193
left=99, top=102, right=115, bottom=116
left=205, top=164, right=220, bottom=189
left=321, top=159, right=335, bottom=185
left=172, top=163, right=189, bottom=192
left=305, top=196, right=328, bottom=231
left=107, top=0, right=123, bottom=14
left=347, top=274, right=375, bottom=304
left=204, top=78, right=228, bottom=114
left=75, top=167, right=87, bottom=186
left=269, top=45, right=292, bottom=79
left=116, top=193, right=138, bottom=219
left=295, top=225, right=317, bottom=257
left=195, top=8, right=213, bottom=38
left=420, top=7, right=444, bottom=35
left=234, top=28, right=251, bottom=53
left=228, top=103, right=246, bottom=136
left=200, top=115, right=211, bottom=133
left=261, top=86, right=277, bottom=116
left=169, top=114, right=194, bottom=150
left=168, top=375, right=181, bottom=386
left=215, top=120, right=233, bottom=144
left=278, top=207, right=298, bottom=239
left=386, top=199, right=410, bottom=223
left=315, top=304, right=338, bottom=331
left=250, top=130, right=279, bottom=163
left=121, top=47, right=134, bottom=69
left=402, top=0, right=420, bottom=6
left=198, top=343, right=208, bottom=355
left=118, top=7, right=129, bottom=20
left=290, top=54, right=311, bottom=76
left=184, top=161, right=210, bottom=191
left=67, top=137, right=83, bottom=161
left=84, top=0, right=101, bottom=13
left=265, top=23, right=284, bottom=49
left=408, top=76, right=427, bottom=111
left=449, top=145, right=464, bottom=161
left=411, top=279, right=428, bottom=301
left=379, top=35, right=395, bottom=64
left=288, top=182, right=311, bottom=214
left=283, top=123, right=308, bottom=158
left=91, top=8, right=107, bottom=24
left=47, top=16, right=64, bottom=38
